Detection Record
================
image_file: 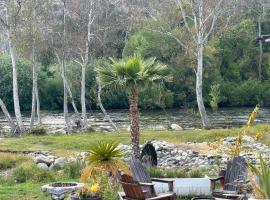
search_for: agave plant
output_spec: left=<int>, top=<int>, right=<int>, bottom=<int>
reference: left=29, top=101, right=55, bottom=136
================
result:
left=249, top=155, right=270, bottom=198
left=80, top=141, right=130, bottom=182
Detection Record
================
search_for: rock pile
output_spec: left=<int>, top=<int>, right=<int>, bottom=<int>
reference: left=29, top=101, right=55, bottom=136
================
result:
left=119, top=141, right=224, bottom=168
left=28, top=151, right=88, bottom=170
left=28, top=136, right=270, bottom=170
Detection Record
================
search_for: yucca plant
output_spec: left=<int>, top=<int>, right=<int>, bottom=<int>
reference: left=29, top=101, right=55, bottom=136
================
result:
left=96, top=54, right=171, bottom=158
left=249, top=155, right=270, bottom=198
left=80, top=141, right=130, bottom=182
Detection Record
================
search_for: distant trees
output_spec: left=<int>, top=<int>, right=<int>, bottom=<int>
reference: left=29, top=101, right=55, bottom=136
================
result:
left=0, top=0, right=25, bottom=134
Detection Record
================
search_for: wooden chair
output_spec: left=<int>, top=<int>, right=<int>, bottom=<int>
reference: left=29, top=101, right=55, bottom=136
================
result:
left=210, top=156, right=248, bottom=199
left=118, top=174, right=176, bottom=200
left=129, top=159, right=174, bottom=197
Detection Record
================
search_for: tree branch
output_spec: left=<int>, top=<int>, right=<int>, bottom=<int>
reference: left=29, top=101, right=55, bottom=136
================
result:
left=177, top=0, right=197, bottom=43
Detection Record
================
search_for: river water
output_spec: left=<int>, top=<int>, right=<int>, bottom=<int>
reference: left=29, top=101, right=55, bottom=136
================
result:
left=0, top=107, right=269, bottom=130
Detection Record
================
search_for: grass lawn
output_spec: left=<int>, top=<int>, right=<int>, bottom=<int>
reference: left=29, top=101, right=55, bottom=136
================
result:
left=1, top=124, right=270, bottom=199
left=1, top=124, right=270, bottom=154
left=0, top=182, right=51, bottom=200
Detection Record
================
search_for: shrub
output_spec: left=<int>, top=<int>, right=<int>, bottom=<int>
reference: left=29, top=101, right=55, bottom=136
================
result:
left=29, top=126, right=47, bottom=135
left=148, top=167, right=164, bottom=178
left=209, top=84, right=220, bottom=112
left=188, top=169, right=204, bottom=178
left=80, top=141, right=129, bottom=181
left=0, top=153, right=29, bottom=170
left=63, top=160, right=85, bottom=179
left=0, top=175, right=16, bottom=186
left=249, top=155, right=270, bottom=198
left=165, top=168, right=187, bottom=178
left=97, top=173, right=120, bottom=200
left=12, top=161, right=55, bottom=183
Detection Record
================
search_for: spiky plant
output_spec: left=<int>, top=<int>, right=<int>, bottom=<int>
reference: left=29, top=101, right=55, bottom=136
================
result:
left=80, top=141, right=130, bottom=182
left=96, top=54, right=171, bottom=158
left=249, top=155, right=270, bottom=198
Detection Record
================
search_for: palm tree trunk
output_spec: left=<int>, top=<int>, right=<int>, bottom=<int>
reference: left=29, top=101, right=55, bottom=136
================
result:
left=0, top=98, right=16, bottom=134
left=129, top=90, right=140, bottom=159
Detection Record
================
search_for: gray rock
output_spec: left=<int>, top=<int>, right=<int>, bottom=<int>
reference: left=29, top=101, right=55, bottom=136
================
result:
left=170, top=124, right=183, bottom=131
left=37, top=163, right=49, bottom=170
left=34, top=155, right=52, bottom=165
left=54, top=157, right=67, bottom=169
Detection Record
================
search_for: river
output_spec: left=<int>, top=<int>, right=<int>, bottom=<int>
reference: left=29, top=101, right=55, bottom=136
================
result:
left=0, top=107, right=268, bottom=130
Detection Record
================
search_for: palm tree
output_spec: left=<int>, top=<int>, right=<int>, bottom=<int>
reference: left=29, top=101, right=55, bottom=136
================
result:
left=80, top=141, right=129, bottom=181
left=97, top=54, right=171, bottom=159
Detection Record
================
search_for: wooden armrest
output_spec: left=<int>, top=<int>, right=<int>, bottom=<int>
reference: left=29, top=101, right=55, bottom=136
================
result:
left=139, top=182, right=155, bottom=187
left=147, top=193, right=176, bottom=200
left=210, top=176, right=224, bottom=182
left=151, top=178, right=174, bottom=192
left=151, top=178, right=174, bottom=183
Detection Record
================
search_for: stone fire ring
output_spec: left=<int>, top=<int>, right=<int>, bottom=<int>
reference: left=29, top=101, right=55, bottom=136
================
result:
left=41, top=182, right=85, bottom=196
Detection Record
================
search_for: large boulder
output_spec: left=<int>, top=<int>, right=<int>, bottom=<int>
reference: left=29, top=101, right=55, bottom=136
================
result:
left=34, top=155, right=52, bottom=165
left=170, top=124, right=183, bottom=131
left=37, top=163, right=49, bottom=170
left=53, top=157, right=68, bottom=169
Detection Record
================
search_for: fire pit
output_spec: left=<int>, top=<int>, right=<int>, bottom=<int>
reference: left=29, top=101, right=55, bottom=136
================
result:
left=41, top=182, right=84, bottom=200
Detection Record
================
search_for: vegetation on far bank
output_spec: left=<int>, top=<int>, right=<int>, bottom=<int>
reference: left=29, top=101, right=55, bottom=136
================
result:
left=1, top=124, right=270, bottom=154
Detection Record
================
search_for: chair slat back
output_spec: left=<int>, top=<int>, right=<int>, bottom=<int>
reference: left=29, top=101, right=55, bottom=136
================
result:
left=120, top=174, right=145, bottom=200
left=224, top=156, right=247, bottom=191
left=130, top=159, right=152, bottom=183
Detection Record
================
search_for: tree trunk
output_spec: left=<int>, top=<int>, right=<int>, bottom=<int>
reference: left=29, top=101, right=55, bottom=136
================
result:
left=81, top=1, right=93, bottom=130
left=0, top=98, right=16, bottom=134
left=129, top=90, right=140, bottom=159
left=98, top=84, right=118, bottom=131
left=62, top=0, right=70, bottom=132
left=7, top=30, right=25, bottom=134
left=81, top=65, right=87, bottom=129
left=30, top=8, right=37, bottom=128
left=196, top=42, right=210, bottom=128
left=258, top=15, right=262, bottom=81
left=36, top=83, right=41, bottom=124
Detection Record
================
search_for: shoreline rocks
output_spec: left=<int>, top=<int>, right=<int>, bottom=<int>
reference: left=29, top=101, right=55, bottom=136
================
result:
left=27, top=136, right=270, bottom=170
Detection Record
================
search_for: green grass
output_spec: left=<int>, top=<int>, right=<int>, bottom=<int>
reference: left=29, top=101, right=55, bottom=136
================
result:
left=0, top=124, right=270, bottom=199
left=0, top=182, right=51, bottom=200
left=0, top=124, right=270, bottom=154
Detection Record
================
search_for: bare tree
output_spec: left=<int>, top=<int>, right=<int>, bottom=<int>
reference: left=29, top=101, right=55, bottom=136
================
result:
left=30, top=0, right=41, bottom=128
left=0, top=98, right=16, bottom=134
left=0, top=0, right=25, bottom=134
left=176, top=0, right=227, bottom=128
left=81, top=0, right=94, bottom=130
left=97, top=81, right=118, bottom=131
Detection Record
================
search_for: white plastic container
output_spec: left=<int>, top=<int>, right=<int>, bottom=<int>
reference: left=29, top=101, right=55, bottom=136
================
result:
left=153, top=178, right=211, bottom=196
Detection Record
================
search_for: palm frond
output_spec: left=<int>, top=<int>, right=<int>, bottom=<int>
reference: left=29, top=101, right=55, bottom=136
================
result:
left=80, top=141, right=130, bottom=182
left=96, top=54, right=172, bottom=94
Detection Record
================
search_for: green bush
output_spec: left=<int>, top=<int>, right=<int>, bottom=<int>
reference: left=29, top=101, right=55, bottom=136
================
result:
left=12, top=161, right=55, bottom=183
left=29, top=126, right=47, bottom=135
left=97, top=173, right=120, bottom=200
left=188, top=169, right=204, bottom=178
left=0, top=175, right=16, bottom=186
left=63, top=160, right=85, bottom=179
left=0, top=153, right=29, bottom=170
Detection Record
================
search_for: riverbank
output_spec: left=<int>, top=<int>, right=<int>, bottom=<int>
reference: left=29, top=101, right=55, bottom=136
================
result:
left=1, top=124, right=270, bottom=153
left=1, top=124, right=270, bottom=200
